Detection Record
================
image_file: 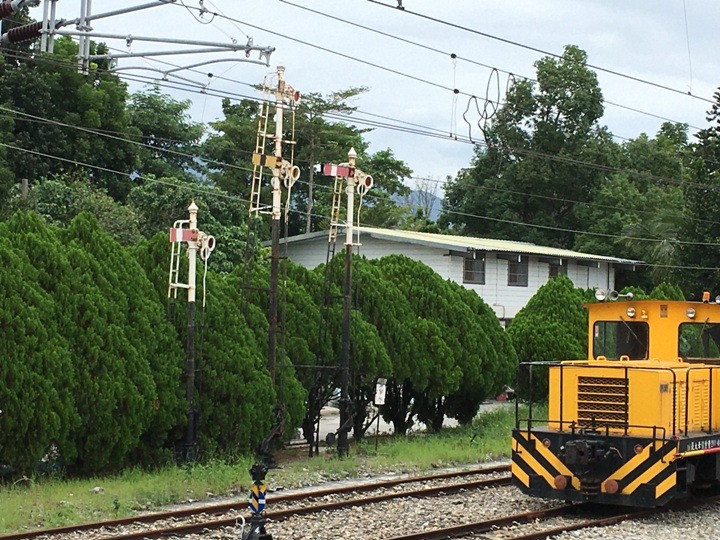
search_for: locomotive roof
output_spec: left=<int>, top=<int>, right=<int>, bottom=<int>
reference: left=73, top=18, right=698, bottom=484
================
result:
left=586, top=297, right=720, bottom=324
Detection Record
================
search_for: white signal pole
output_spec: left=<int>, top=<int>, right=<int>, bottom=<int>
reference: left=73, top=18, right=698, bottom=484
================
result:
left=338, top=148, right=373, bottom=458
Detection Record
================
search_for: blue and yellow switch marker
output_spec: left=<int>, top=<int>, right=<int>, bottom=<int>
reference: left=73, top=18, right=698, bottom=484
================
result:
left=248, top=482, right=267, bottom=514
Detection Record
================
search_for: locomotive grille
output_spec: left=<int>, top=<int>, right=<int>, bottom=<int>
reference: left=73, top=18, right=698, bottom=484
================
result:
left=577, top=376, right=628, bottom=429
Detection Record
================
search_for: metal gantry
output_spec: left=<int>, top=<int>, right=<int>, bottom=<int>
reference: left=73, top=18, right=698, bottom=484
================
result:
left=3, top=1, right=275, bottom=82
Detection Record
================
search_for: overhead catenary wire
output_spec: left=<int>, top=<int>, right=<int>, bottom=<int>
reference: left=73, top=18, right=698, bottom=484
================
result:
left=365, top=0, right=715, bottom=105
left=6, top=8, right=707, bottom=150
left=277, top=0, right=706, bottom=135
left=0, top=40, right=708, bottom=253
left=1, top=43, right=714, bottom=200
left=2, top=47, right=720, bottom=240
left=4, top=127, right=720, bottom=254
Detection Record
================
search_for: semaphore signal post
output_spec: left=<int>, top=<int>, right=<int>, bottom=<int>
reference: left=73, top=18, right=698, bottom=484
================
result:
left=168, top=201, right=215, bottom=462
left=321, top=148, right=373, bottom=458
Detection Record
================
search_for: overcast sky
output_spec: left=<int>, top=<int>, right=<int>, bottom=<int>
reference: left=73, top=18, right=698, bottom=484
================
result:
left=29, top=0, right=720, bottom=189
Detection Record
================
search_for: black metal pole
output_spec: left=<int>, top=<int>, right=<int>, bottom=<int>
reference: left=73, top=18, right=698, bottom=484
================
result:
left=185, top=300, right=196, bottom=461
left=338, top=244, right=352, bottom=457
left=269, top=217, right=280, bottom=385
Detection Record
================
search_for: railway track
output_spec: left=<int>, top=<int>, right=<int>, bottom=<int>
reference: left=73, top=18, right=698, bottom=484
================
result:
left=0, top=464, right=510, bottom=540
left=383, top=493, right=720, bottom=540
left=382, top=504, right=654, bottom=540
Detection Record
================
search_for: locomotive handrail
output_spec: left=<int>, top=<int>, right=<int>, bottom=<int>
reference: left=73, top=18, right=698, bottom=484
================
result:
left=515, top=417, right=668, bottom=446
left=516, top=361, right=720, bottom=438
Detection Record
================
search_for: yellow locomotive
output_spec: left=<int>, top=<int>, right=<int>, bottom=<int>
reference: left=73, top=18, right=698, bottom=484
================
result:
left=511, top=290, right=720, bottom=507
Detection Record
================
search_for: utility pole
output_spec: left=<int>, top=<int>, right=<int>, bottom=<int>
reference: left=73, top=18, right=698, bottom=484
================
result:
left=321, top=148, right=373, bottom=458
left=168, top=201, right=215, bottom=462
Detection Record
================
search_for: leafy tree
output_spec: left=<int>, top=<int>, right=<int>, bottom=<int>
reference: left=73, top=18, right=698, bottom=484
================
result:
left=189, top=274, right=277, bottom=455
left=127, top=86, right=204, bottom=180
left=6, top=172, right=141, bottom=245
left=0, top=46, right=138, bottom=201
left=649, top=282, right=685, bottom=300
left=292, top=88, right=368, bottom=234
left=127, top=178, right=249, bottom=272
left=201, top=98, right=258, bottom=195
left=680, top=88, right=720, bottom=298
left=357, top=148, right=413, bottom=228
left=441, top=45, right=609, bottom=249
left=59, top=213, right=170, bottom=472
left=574, top=123, right=690, bottom=290
left=374, top=255, right=512, bottom=431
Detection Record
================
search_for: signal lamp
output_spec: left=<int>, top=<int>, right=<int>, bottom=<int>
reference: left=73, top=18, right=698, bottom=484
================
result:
left=543, top=438, right=551, bottom=448
left=553, top=475, right=568, bottom=490
left=634, top=444, right=643, bottom=454
left=703, top=291, right=711, bottom=303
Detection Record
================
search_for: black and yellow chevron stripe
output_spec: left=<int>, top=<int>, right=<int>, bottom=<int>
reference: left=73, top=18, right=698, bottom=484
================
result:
left=511, top=430, right=678, bottom=506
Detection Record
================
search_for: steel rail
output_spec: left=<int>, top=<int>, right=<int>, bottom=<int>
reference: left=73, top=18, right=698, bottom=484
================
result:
left=0, top=465, right=510, bottom=540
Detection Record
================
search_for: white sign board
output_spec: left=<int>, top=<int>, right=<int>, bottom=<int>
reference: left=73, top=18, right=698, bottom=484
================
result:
left=374, top=378, right=387, bottom=406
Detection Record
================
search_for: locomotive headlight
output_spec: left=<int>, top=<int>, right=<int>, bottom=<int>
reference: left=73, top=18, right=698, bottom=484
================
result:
left=626, top=307, right=636, bottom=318
left=686, top=308, right=696, bottom=319
left=595, top=289, right=606, bottom=302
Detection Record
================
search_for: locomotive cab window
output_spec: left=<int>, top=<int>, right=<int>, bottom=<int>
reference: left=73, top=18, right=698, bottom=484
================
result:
left=679, top=322, right=720, bottom=362
left=593, top=321, right=649, bottom=360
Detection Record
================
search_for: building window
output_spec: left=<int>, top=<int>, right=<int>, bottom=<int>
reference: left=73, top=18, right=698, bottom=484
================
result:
left=463, top=257, right=485, bottom=284
left=508, top=256, right=529, bottom=287
left=549, top=263, right=567, bottom=279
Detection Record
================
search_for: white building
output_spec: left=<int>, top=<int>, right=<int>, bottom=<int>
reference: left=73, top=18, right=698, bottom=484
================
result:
left=279, top=227, right=641, bottom=324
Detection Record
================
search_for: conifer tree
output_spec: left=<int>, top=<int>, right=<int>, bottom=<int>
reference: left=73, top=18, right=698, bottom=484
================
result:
left=0, top=226, right=76, bottom=473
left=59, top=214, right=169, bottom=471
left=508, top=275, right=587, bottom=400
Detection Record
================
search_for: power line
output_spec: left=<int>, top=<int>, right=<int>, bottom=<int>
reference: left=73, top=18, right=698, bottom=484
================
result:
left=2, top=44, right=713, bottom=200
left=1, top=47, right=715, bottom=219
left=366, top=0, right=714, bottom=105
left=2, top=47, right=718, bottom=249
left=278, top=0, right=705, bottom=134
left=6, top=135, right=719, bottom=253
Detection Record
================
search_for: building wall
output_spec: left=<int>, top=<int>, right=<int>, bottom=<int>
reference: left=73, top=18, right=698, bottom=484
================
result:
left=283, top=234, right=616, bottom=321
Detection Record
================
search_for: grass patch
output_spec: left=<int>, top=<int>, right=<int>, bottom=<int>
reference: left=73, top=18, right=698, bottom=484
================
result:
left=0, top=403, right=525, bottom=534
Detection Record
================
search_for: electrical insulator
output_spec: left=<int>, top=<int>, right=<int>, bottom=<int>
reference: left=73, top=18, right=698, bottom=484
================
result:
left=2, top=21, right=42, bottom=45
left=0, top=0, right=36, bottom=19
left=0, top=3, right=15, bottom=19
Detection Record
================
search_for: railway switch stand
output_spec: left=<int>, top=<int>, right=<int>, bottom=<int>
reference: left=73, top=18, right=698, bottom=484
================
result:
left=242, top=463, right=272, bottom=540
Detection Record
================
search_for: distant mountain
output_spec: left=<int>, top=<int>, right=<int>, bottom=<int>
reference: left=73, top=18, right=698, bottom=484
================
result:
left=395, top=190, right=443, bottom=222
